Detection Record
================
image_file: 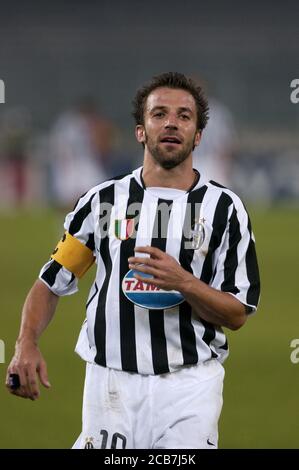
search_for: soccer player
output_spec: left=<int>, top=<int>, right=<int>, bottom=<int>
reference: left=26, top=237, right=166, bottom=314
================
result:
left=6, top=72, right=260, bottom=449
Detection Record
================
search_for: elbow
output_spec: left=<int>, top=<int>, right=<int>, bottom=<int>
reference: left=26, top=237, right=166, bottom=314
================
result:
left=228, top=318, right=246, bottom=331
left=227, top=312, right=247, bottom=331
left=224, top=297, right=248, bottom=331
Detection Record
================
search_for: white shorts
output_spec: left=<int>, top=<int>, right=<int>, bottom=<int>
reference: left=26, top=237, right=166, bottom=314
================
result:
left=73, top=360, right=224, bottom=449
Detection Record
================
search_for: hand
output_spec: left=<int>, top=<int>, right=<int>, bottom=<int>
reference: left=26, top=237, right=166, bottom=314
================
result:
left=128, top=246, right=193, bottom=292
left=6, top=339, right=51, bottom=400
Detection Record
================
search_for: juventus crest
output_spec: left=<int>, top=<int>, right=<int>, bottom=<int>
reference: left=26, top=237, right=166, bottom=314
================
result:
left=190, top=217, right=205, bottom=250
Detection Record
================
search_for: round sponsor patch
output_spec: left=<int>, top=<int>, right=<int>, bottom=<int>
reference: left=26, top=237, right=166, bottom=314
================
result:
left=122, top=268, right=184, bottom=310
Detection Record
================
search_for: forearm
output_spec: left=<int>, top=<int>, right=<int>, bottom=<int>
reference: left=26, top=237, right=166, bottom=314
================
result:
left=17, top=279, right=59, bottom=345
left=129, top=246, right=248, bottom=330
left=179, top=274, right=247, bottom=330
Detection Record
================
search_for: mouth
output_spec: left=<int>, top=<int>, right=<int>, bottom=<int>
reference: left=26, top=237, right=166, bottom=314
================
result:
left=160, top=136, right=182, bottom=145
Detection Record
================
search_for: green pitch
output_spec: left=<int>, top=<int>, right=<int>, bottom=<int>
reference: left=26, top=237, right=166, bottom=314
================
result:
left=0, top=206, right=298, bottom=448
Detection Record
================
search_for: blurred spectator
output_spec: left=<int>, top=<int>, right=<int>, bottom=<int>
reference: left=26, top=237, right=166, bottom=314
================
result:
left=0, top=107, right=32, bottom=207
left=192, top=84, right=237, bottom=188
left=77, top=96, right=117, bottom=172
left=233, top=149, right=299, bottom=203
left=48, top=97, right=115, bottom=209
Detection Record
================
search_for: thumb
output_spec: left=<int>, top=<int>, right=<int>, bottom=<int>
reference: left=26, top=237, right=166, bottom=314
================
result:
left=38, top=360, right=51, bottom=388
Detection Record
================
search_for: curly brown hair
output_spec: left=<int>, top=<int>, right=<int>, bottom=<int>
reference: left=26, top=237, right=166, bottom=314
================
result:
left=132, top=72, right=209, bottom=131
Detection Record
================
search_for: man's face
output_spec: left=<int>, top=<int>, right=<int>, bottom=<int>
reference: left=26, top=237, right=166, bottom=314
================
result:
left=136, top=87, right=201, bottom=169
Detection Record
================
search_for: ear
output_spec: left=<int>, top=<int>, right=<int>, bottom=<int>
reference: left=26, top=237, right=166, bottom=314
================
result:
left=194, top=130, right=201, bottom=147
left=135, top=125, right=146, bottom=143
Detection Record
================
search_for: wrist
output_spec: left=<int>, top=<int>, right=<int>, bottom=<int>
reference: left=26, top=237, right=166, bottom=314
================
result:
left=16, top=334, right=38, bottom=348
left=177, top=272, right=195, bottom=296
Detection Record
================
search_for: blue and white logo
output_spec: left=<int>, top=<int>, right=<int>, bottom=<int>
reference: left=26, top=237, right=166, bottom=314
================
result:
left=122, top=269, right=184, bottom=310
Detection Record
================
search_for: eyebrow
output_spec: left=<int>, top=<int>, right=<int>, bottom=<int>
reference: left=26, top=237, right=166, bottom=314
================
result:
left=149, top=106, right=194, bottom=114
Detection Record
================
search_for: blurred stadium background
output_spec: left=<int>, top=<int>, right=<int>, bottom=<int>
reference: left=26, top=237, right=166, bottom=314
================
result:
left=0, top=0, right=298, bottom=448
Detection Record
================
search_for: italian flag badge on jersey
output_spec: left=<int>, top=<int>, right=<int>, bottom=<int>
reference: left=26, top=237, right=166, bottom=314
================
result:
left=114, top=218, right=135, bottom=240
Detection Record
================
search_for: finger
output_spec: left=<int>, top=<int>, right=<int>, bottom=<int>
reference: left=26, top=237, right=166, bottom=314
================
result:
left=26, top=366, right=40, bottom=400
left=18, top=367, right=32, bottom=398
left=38, top=360, right=51, bottom=389
left=5, top=372, right=20, bottom=390
left=5, top=369, right=13, bottom=388
left=10, top=389, right=30, bottom=399
left=128, top=256, right=159, bottom=268
left=6, top=368, right=30, bottom=399
left=5, top=365, right=19, bottom=386
left=130, top=264, right=163, bottom=278
left=133, top=273, right=164, bottom=287
left=134, top=246, right=164, bottom=259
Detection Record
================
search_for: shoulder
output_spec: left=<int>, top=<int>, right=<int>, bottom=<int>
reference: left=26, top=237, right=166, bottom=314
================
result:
left=201, top=181, right=250, bottom=230
left=74, top=172, right=135, bottom=208
left=206, top=180, right=246, bottom=212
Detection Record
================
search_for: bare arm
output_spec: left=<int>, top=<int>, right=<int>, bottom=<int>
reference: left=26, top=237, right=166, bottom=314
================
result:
left=128, top=246, right=247, bottom=331
left=175, top=275, right=246, bottom=330
left=6, top=279, right=59, bottom=400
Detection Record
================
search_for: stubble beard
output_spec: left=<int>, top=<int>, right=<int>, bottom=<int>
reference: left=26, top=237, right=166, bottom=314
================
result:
left=145, top=133, right=197, bottom=170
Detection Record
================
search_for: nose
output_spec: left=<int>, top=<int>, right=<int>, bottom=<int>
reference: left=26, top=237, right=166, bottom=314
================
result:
left=164, top=114, right=178, bottom=130
left=165, top=123, right=178, bottom=130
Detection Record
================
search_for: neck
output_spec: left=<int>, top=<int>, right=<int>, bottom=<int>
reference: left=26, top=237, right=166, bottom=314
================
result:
left=142, top=155, right=196, bottom=190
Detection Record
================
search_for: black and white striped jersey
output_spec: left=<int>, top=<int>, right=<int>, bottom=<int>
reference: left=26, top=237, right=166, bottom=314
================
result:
left=39, top=167, right=260, bottom=375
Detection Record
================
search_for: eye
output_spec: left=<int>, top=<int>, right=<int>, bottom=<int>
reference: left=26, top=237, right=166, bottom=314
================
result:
left=180, top=114, right=190, bottom=120
left=153, top=112, right=165, bottom=118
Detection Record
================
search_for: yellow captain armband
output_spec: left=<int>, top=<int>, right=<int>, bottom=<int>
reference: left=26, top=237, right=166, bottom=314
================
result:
left=51, top=231, right=95, bottom=279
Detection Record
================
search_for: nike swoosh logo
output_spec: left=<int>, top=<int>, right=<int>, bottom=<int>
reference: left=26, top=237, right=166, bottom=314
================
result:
left=207, top=439, right=216, bottom=446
